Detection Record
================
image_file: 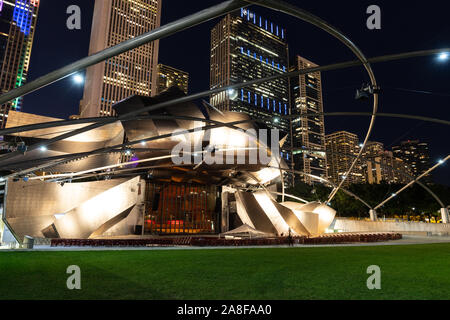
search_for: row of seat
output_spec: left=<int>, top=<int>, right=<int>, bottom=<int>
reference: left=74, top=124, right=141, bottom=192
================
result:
left=50, top=238, right=175, bottom=247
left=50, top=233, right=402, bottom=247
left=190, top=237, right=306, bottom=247
left=303, top=233, right=402, bottom=245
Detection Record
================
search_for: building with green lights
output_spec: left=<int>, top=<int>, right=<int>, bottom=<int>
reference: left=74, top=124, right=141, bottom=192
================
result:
left=0, top=0, right=40, bottom=128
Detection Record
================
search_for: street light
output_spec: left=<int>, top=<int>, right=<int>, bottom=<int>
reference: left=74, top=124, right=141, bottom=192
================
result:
left=438, top=52, right=449, bottom=61
left=73, top=74, right=84, bottom=84
left=227, top=89, right=238, bottom=101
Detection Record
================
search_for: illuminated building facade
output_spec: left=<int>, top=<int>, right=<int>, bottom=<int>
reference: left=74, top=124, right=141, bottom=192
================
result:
left=325, top=131, right=364, bottom=186
left=156, top=64, right=189, bottom=95
left=392, top=140, right=431, bottom=180
left=209, top=8, right=291, bottom=162
left=363, top=141, right=412, bottom=184
left=0, top=0, right=40, bottom=128
left=289, top=55, right=327, bottom=184
left=79, top=0, right=162, bottom=118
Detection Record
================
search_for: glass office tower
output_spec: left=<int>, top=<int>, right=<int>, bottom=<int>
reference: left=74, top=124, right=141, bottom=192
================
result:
left=289, top=55, right=327, bottom=184
left=80, top=0, right=162, bottom=118
left=210, top=8, right=291, bottom=163
left=0, top=0, right=40, bottom=128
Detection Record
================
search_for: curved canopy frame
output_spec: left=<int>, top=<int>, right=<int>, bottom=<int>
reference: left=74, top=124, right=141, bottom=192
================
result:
left=0, top=1, right=446, bottom=214
left=0, top=0, right=378, bottom=182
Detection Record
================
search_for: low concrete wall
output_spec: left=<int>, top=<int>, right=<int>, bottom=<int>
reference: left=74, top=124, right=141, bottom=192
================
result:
left=334, top=218, right=450, bottom=236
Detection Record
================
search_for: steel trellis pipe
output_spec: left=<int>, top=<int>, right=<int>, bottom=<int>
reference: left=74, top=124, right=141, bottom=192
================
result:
left=373, top=155, right=450, bottom=210
left=1, top=48, right=448, bottom=163
left=1, top=0, right=380, bottom=204
left=0, top=0, right=248, bottom=106
left=265, top=165, right=373, bottom=210
left=2, top=0, right=379, bottom=165
left=1, top=110, right=449, bottom=138
left=296, top=149, right=446, bottom=209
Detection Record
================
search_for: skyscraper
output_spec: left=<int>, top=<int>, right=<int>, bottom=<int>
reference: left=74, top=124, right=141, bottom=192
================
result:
left=0, top=0, right=40, bottom=128
left=362, top=141, right=412, bottom=184
left=289, top=55, right=327, bottom=184
left=325, top=131, right=364, bottom=186
left=392, top=140, right=431, bottom=179
left=156, top=64, right=189, bottom=95
left=79, top=0, right=162, bottom=118
left=209, top=8, right=291, bottom=160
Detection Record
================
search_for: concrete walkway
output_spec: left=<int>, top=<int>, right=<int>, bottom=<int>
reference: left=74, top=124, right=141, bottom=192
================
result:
left=1, top=235, right=450, bottom=252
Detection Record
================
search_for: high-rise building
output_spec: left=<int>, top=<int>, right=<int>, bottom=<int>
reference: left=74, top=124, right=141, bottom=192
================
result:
left=79, top=0, right=162, bottom=118
left=0, top=0, right=40, bottom=128
left=325, top=131, right=364, bottom=186
left=209, top=8, right=291, bottom=160
left=289, top=56, right=327, bottom=184
left=392, top=140, right=431, bottom=179
left=156, top=64, right=189, bottom=95
left=362, top=141, right=412, bottom=184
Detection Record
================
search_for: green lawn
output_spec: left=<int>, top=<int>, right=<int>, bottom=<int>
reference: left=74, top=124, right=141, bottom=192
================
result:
left=1, top=243, right=449, bottom=300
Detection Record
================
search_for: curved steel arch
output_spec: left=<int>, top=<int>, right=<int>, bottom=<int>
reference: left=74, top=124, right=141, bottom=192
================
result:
left=0, top=0, right=249, bottom=106
left=0, top=0, right=379, bottom=180
left=0, top=0, right=446, bottom=209
left=297, top=147, right=446, bottom=208
left=261, top=164, right=373, bottom=209
left=374, top=155, right=450, bottom=210
left=3, top=113, right=446, bottom=210
left=3, top=117, right=256, bottom=178
left=244, top=0, right=379, bottom=202
left=268, top=192, right=308, bottom=204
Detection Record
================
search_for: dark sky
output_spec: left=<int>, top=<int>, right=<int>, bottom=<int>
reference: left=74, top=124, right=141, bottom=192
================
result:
left=24, top=0, right=449, bottom=185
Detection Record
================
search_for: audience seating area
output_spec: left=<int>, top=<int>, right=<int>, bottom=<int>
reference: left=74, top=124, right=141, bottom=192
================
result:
left=50, top=232, right=402, bottom=247
left=302, top=232, right=402, bottom=245
left=50, top=238, right=175, bottom=247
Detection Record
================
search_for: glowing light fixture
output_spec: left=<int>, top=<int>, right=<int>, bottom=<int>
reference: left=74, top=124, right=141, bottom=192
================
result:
left=54, top=213, right=66, bottom=220
left=73, top=74, right=84, bottom=84
left=227, top=88, right=238, bottom=101
left=39, top=146, right=47, bottom=151
left=438, top=52, right=449, bottom=61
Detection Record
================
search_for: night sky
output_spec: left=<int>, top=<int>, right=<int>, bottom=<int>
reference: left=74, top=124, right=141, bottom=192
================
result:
left=24, top=0, right=449, bottom=185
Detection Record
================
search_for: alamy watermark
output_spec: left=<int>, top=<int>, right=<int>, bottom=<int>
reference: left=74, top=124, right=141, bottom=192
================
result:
left=66, top=265, right=81, bottom=290
left=67, top=5, right=81, bottom=30
left=366, top=265, right=381, bottom=290
left=367, top=5, right=381, bottom=30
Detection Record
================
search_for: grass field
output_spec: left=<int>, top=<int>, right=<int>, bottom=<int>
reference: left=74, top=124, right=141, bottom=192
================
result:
left=1, top=243, right=449, bottom=300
